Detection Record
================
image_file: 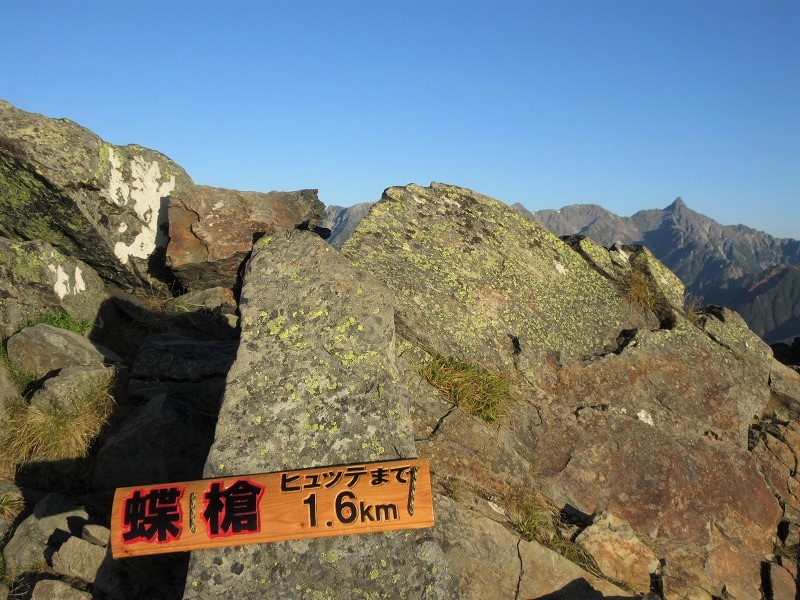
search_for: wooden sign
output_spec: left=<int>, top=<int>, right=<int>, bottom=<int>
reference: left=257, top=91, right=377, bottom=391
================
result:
left=111, top=458, right=433, bottom=558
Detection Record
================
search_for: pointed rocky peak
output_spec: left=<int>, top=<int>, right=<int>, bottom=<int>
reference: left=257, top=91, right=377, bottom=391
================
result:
left=666, top=197, right=687, bottom=212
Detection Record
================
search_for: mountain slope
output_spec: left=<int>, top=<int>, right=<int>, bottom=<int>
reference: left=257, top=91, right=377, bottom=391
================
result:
left=524, top=199, right=800, bottom=343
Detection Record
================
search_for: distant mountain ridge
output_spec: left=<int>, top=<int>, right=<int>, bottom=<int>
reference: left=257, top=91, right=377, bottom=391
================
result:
left=518, top=198, right=800, bottom=343
left=325, top=196, right=800, bottom=344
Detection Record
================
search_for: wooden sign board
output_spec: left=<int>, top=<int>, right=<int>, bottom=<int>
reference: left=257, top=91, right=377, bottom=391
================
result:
left=111, top=458, right=433, bottom=558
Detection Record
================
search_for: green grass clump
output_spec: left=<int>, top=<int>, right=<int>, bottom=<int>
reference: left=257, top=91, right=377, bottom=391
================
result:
left=24, top=310, right=93, bottom=335
left=419, top=352, right=513, bottom=423
left=0, top=372, right=114, bottom=478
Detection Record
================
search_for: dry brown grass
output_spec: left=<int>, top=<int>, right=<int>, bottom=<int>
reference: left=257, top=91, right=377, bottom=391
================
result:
left=0, top=372, right=114, bottom=476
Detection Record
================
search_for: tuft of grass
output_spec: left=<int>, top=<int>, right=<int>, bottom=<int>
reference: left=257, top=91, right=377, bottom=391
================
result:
left=618, top=258, right=667, bottom=314
left=419, top=352, right=514, bottom=423
left=508, top=495, right=609, bottom=585
left=683, top=294, right=705, bottom=326
left=24, top=310, right=93, bottom=335
left=0, top=347, right=38, bottom=397
left=0, top=493, right=23, bottom=521
left=0, top=372, right=114, bottom=474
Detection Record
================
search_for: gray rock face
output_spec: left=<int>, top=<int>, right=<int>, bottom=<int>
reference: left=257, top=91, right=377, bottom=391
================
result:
left=0, top=360, right=16, bottom=403
left=6, top=324, right=120, bottom=378
left=30, top=580, right=92, bottom=600
left=0, top=237, right=106, bottom=338
left=93, top=391, right=218, bottom=490
left=184, top=229, right=455, bottom=599
left=30, top=364, right=113, bottom=414
left=0, top=100, right=194, bottom=290
left=51, top=535, right=107, bottom=583
left=2, top=493, right=89, bottom=579
left=166, top=184, right=325, bottom=289
left=131, top=333, right=237, bottom=381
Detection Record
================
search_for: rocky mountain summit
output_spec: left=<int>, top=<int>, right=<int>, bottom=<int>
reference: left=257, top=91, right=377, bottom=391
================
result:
left=1, top=101, right=800, bottom=599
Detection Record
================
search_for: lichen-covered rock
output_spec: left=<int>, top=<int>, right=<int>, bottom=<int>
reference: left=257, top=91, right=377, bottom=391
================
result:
left=342, top=183, right=638, bottom=373
left=2, top=493, right=89, bottom=579
left=6, top=323, right=120, bottom=378
left=0, top=100, right=193, bottom=290
left=184, top=229, right=455, bottom=599
left=166, top=184, right=325, bottom=289
left=30, top=364, right=113, bottom=414
left=0, top=237, right=106, bottom=338
left=165, top=286, right=236, bottom=313
left=0, top=360, right=15, bottom=403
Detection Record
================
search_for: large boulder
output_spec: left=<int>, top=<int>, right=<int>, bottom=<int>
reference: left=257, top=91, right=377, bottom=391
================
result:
left=342, top=182, right=645, bottom=374
left=166, top=184, right=325, bottom=289
left=6, top=324, right=120, bottom=379
left=0, top=100, right=193, bottom=290
left=0, top=237, right=106, bottom=338
left=184, top=230, right=455, bottom=598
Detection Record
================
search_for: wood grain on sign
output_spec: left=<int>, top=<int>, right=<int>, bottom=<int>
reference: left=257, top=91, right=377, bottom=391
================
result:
left=111, top=458, right=433, bottom=558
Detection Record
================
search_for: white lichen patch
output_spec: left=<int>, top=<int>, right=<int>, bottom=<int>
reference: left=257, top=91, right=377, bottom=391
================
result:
left=212, top=201, right=225, bottom=211
left=555, top=261, right=568, bottom=275
left=103, top=147, right=177, bottom=264
left=74, top=265, right=86, bottom=293
left=47, top=264, right=88, bottom=299
left=637, top=409, right=654, bottom=426
left=48, top=264, right=71, bottom=299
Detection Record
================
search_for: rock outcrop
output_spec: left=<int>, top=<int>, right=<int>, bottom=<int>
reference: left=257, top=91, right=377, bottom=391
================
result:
left=166, top=185, right=325, bottom=289
left=0, top=100, right=193, bottom=290
left=341, top=183, right=791, bottom=599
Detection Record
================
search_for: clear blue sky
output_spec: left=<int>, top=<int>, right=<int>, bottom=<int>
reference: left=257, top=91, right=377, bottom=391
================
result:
left=2, top=1, right=798, bottom=238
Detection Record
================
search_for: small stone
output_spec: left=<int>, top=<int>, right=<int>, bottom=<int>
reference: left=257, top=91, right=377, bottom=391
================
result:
left=82, top=523, right=111, bottom=547
left=576, top=512, right=660, bottom=593
left=30, top=579, right=92, bottom=600
left=51, top=536, right=107, bottom=583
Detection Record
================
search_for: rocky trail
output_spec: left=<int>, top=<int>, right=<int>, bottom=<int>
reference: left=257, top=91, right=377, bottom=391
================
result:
left=1, top=100, right=799, bottom=599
